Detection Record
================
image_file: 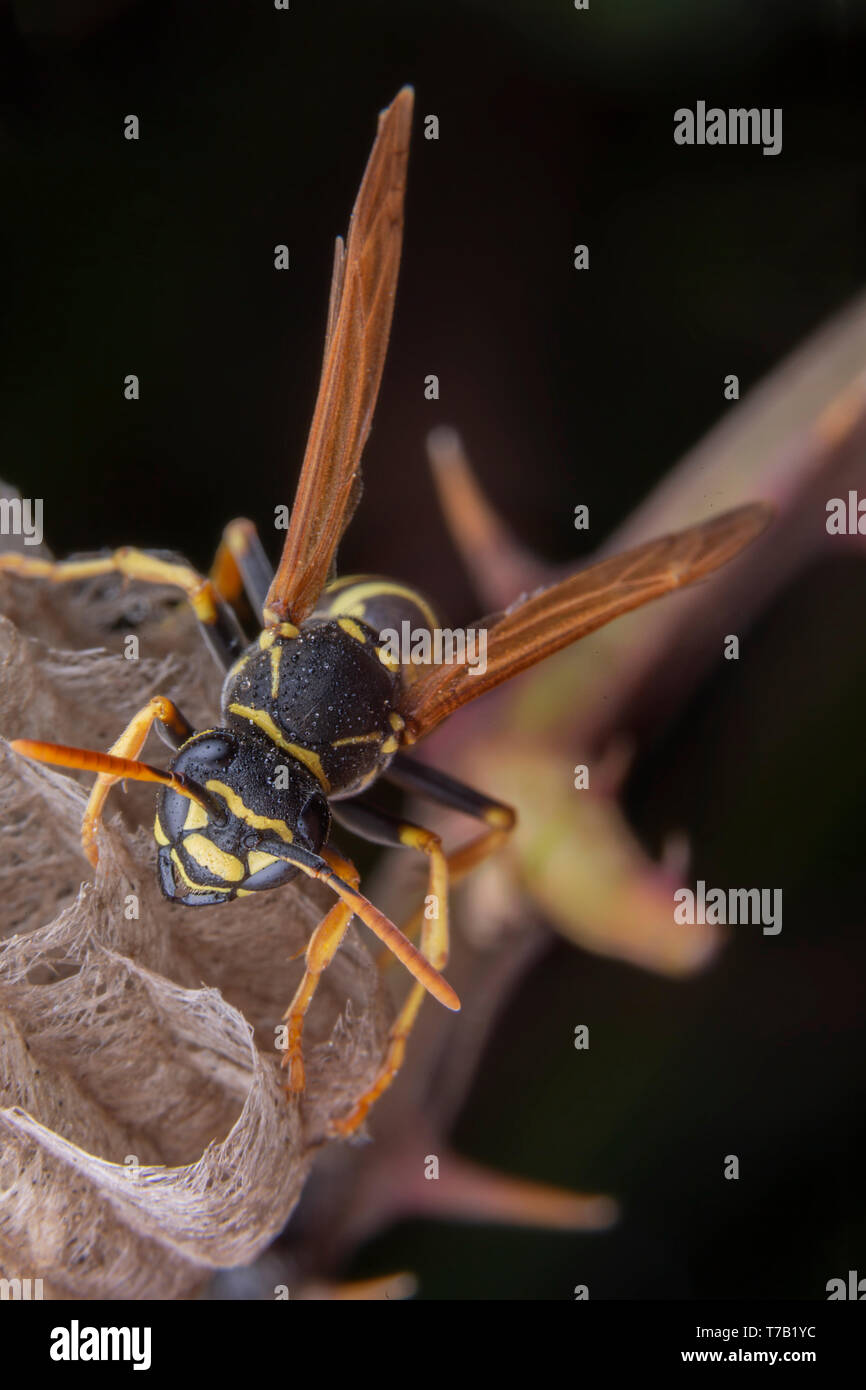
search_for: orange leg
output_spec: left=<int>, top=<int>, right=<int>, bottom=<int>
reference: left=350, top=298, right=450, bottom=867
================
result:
left=329, top=817, right=450, bottom=1137
left=378, top=756, right=516, bottom=947
left=280, top=847, right=360, bottom=1094
left=328, top=763, right=515, bottom=1134
left=0, top=547, right=245, bottom=669
left=391, top=814, right=514, bottom=949
left=0, top=548, right=222, bottom=626
left=82, top=695, right=192, bottom=866
left=210, top=517, right=274, bottom=622
left=33, top=695, right=193, bottom=866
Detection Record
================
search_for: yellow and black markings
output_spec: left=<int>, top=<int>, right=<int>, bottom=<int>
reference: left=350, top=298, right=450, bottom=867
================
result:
left=227, top=702, right=331, bottom=792
left=205, top=778, right=294, bottom=844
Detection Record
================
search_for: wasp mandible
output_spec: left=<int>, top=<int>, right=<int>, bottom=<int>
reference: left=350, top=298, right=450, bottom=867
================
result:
left=1, top=88, right=770, bottom=1134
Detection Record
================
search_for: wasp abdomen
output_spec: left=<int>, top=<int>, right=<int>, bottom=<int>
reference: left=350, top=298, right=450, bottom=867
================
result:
left=314, top=575, right=439, bottom=687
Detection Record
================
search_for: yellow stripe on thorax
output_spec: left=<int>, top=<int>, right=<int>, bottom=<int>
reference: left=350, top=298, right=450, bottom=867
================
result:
left=259, top=622, right=299, bottom=649
left=331, top=731, right=382, bottom=748
left=228, top=703, right=330, bottom=792
left=326, top=579, right=438, bottom=633
left=337, top=617, right=368, bottom=643
left=269, top=645, right=282, bottom=698
left=377, top=647, right=400, bottom=673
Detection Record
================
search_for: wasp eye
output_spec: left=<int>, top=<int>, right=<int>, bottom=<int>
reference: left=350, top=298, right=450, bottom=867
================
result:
left=192, top=735, right=235, bottom=765
left=298, top=793, right=329, bottom=848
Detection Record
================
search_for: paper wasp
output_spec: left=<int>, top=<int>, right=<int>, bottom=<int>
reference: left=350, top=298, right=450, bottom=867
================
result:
left=0, top=87, right=770, bottom=1135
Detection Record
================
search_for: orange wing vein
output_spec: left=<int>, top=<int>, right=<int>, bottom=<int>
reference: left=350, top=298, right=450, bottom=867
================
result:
left=400, top=502, right=772, bottom=741
left=264, top=87, right=413, bottom=625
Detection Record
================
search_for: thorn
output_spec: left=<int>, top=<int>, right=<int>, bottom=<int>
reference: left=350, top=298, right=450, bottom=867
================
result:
left=409, top=1149, right=619, bottom=1232
left=591, top=736, right=636, bottom=797
left=427, top=427, right=552, bottom=609
left=661, top=829, right=691, bottom=880
left=299, top=1271, right=418, bottom=1300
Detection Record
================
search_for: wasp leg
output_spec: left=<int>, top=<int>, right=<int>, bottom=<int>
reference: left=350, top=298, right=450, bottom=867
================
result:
left=0, top=549, right=245, bottom=670
left=280, top=847, right=359, bottom=1094
left=327, top=800, right=450, bottom=1136
left=210, top=518, right=274, bottom=625
left=324, top=763, right=514, bottom=1132
left=381, top=754, right=516, bottom=943
left=26, top=695, right=195, bottom=867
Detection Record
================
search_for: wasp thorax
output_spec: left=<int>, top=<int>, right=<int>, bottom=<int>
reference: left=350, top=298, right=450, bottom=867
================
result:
left=153, top=728, right=330, bottom=905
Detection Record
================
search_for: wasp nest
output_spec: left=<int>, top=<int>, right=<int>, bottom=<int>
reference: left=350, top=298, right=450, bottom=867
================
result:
left=0, top=516, right=389, bottom=1299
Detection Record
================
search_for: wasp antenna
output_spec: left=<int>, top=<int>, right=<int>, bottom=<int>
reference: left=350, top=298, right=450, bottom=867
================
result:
left=9, top=739, right=215, bottom=813
left=266, top=843, right=460, bottom=1012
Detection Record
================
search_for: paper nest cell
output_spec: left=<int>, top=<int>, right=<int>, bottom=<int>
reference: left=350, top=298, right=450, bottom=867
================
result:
left=0, top=531, right=390, bottom=1300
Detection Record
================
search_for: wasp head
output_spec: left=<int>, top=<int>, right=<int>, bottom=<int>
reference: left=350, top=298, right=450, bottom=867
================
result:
left=154, top=729, right=330, bottom=905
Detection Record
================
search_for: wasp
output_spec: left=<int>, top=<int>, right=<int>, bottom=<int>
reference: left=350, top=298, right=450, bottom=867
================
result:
left=0, top=88, right=770, bottom=1135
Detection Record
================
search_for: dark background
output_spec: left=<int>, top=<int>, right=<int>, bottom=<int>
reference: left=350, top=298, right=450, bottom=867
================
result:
left=2, top=0, right=866, bottom=1299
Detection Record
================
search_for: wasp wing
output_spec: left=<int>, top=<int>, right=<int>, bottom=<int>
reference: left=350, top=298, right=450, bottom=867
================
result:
left=264, top=87, right=413, bottom=625
left=400, top=502, right=772, bottom=741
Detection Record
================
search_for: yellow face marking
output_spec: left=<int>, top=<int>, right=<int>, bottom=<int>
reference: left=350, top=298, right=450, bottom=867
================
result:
left=388, top=711, right=405, bottom=731
left=337, top=617, right=367, bottom=644
left=183, top=833, right=246, bottom=883
left=170, top=849, right=232, bottom=895
left=205, top=778, right=294, bottom=844
left=247, top=849, right=281, bottom=875
left=183, top=799, right=210, bottom=831
left=154, top=815, right=169, bottom=846
left=227, top=704, right=331, bottom=792
left=328, top=579, right=439, bottom=633
left=270, top=645, right=282, bottom=699
left=236, top=888, right=253, bottom=897
left=331, top=731, right=382, bottom=748
left=381, top=735, right=398, bottom=754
